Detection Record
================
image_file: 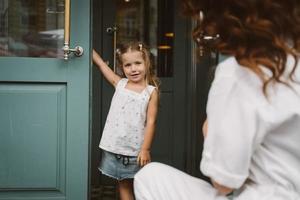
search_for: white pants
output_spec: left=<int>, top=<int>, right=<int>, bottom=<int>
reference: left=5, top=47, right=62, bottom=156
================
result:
left=134, top=162, right=228, bottom=200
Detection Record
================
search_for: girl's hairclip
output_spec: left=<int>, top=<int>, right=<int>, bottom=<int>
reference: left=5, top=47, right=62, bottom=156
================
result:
left=116, top=48, right=121, bottom=55
left=138, top=44, right=143, bottom=51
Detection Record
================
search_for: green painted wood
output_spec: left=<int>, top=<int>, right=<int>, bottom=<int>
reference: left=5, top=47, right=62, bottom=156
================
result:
left=0, top=0, right=91, bottom=200
left=0, top=84, right=66, bottom=189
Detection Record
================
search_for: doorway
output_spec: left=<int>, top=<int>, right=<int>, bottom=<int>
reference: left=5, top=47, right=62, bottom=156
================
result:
left=90, top=0, right=215, bottom=199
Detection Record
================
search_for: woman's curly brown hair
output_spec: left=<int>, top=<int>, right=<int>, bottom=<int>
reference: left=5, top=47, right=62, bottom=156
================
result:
left=182, top=0, right=300, bottom=95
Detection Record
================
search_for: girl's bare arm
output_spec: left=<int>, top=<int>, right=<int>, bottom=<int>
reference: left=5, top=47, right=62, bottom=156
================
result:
left=92, top=49, right=121, bottom=87
left=138, top=89, right=159, bottom=166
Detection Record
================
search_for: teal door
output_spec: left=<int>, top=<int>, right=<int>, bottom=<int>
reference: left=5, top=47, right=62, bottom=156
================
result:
left=0, top=1, right=91, bottom=200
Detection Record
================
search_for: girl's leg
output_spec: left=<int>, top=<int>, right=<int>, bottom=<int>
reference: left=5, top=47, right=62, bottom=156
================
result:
left=118, top=179, right=134, bottom=200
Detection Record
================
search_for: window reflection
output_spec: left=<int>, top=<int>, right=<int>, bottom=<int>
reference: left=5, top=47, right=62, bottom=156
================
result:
left=0, top=0, right=64, bottom=58
left=115, top=0, right=173, bottom=77
left=157, top=0, right=173, bottom=77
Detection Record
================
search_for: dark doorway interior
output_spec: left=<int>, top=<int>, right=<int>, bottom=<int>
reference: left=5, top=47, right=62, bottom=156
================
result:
left=90, top=0, right=218, bottom=199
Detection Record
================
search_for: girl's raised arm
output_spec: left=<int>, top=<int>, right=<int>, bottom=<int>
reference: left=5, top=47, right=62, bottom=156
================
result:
left=93, top=49, right=121, bottom=87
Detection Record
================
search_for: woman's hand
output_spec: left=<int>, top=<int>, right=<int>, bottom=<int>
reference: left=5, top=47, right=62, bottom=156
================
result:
left=137, top=149, right=151, bottom=167
left=212, top=180, right=233, bottom=195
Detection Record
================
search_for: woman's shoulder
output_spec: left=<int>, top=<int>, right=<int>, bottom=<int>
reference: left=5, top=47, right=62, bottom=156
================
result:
left=216, top=56, right=245, bottom=77
left=215, top=56, right=261, bottom=84
left=212, top=56, right=265, bottom=102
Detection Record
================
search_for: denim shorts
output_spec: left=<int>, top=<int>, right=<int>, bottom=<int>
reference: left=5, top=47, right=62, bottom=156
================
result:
left=98, top=150, right=141, bottom=180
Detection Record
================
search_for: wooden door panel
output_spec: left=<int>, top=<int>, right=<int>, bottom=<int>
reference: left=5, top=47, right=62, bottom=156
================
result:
left=0, top=84, right=66, bottom=190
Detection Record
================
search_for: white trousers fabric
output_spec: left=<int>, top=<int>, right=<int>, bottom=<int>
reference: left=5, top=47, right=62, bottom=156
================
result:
left=134, top=162, right=228, bottom=200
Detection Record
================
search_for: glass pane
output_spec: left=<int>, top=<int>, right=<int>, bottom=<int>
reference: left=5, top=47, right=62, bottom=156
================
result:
left=157, top=0, right=173, bottom=77
left=115, top=0, right=173, bottom=77
left=0, top=0, right=64, bottom=58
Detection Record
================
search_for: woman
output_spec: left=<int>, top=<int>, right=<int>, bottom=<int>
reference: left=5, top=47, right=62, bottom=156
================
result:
left=133, top=0, right=300, bottom=199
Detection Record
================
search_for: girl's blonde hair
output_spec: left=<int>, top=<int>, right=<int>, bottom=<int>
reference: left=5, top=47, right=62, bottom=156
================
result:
left=116, top=41, right=160, bottom=91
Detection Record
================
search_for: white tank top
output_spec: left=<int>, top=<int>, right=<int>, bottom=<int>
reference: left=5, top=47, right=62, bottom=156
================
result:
left=99, top=78, right=156, bottom=156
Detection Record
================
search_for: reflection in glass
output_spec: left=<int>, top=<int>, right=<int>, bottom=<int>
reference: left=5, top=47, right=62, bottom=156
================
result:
left=157, top=0, right=173, bottom=77
left=115, top=0, right=173, bottom=77
left=0, top=0, right=64, bottom=58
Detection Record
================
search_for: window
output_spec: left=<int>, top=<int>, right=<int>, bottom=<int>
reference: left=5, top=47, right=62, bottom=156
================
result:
left=0, top=0, right=64, bottom=58
left=115, top=0, right=174, bottom=77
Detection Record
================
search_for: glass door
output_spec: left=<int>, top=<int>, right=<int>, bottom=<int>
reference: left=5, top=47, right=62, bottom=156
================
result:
left=111, top=0, right=174, bottom=77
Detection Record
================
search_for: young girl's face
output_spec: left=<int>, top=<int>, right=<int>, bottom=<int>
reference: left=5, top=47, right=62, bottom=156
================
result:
left=121, top=50, right=147, bottom=84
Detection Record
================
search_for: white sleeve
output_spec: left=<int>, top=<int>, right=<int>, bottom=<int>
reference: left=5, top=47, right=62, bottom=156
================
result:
left=200, top=67, right=259, bottom=189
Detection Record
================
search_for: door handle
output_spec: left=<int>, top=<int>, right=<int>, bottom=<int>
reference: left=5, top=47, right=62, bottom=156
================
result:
left=195, top=32, right=220, bottom=57
left=62, top=0, right=84, bottom=60
left=106, top=26, right=117, bottom=72
left=63, top=45, right=84, bottom=59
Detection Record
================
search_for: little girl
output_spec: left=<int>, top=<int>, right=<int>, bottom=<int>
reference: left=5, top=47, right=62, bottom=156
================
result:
left=93, top=41, right=159, bottom=200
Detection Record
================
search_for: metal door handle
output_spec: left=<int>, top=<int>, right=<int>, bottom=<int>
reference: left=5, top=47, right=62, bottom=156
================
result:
left=106, top=26, right=117, bottom=72
left=62, top=0, right=84, bottom=60
left=195, top=33, right=220, bottom=57
left=63, top=45, right=84, bottom=58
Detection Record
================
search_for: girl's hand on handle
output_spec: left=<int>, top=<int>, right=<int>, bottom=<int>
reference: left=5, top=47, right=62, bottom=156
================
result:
left=92, top=49, right=121, bottom=87
left=137, top=149, right=151, bottom=167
